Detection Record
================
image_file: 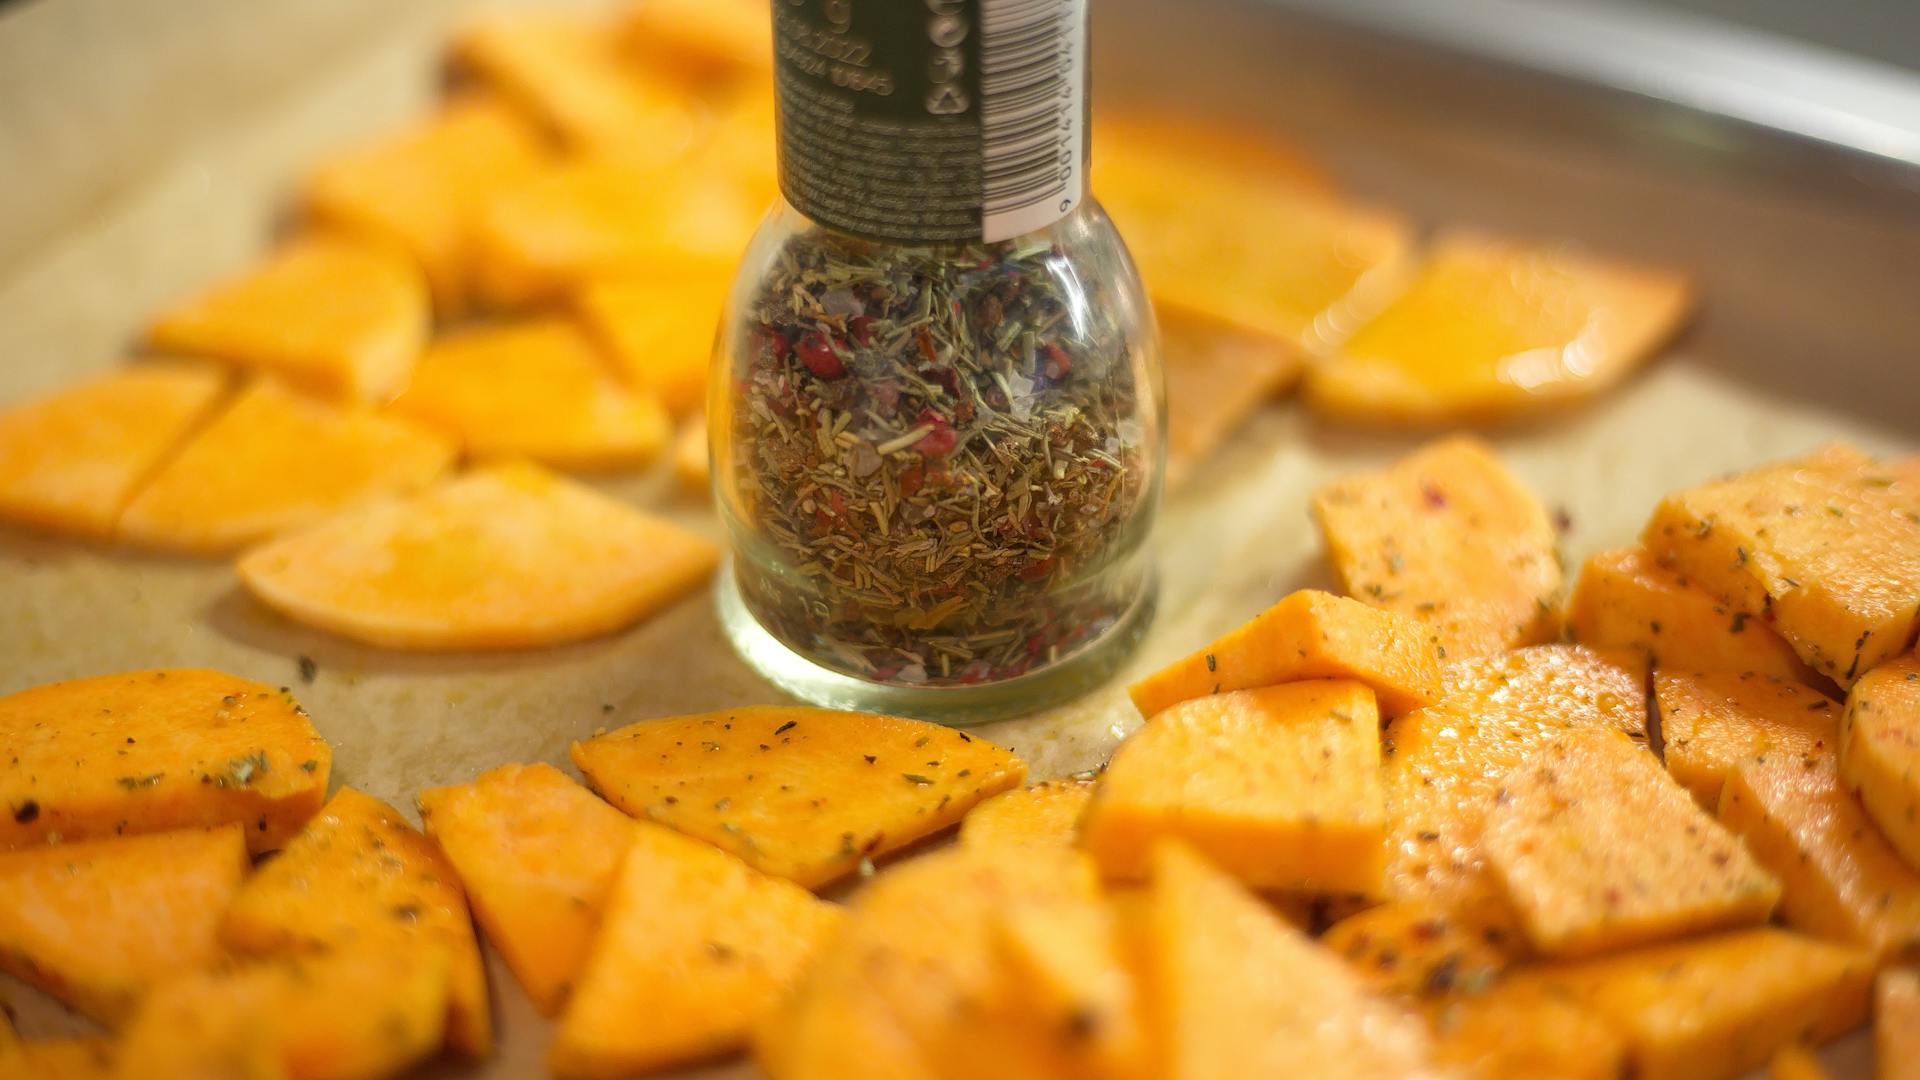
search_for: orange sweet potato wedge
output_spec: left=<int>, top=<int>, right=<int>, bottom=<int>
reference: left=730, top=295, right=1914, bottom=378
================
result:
left=549, top=820, right=842, bottom=1079
left=1082, top=681, right=1387, bottom=894
left=992, top=893, right=1146, bottom=1080
left=389, top=319, right=670, bottom=469
left=1158, top=305, right=1306, bottom=490
left=1656, top=669, right=1841, bottom=808
left=0, top=825, right=246, bottom=1026
left=573, top=270, right=730, bottom=417
left=1321, top=898, right=1519, bottom=998
left=1313, top=436, right=1562, bottom=658
left=619, top=0, right=772, bottom=77
left=961, top=778, right=1096, bottom=851
left=1880, top=968, right=1920, bottom=1080
left=1093, top=111, right=1336, bottom=202
left=0, top=361, right=227, bottom=539
left=572, top=706, right=1024, bottom=889
left=236, top=461, right=718, bottom=650
left=304, top=95, right=548, bottom=313
left=1305, top=231, right=1694, bottom=424
left=221, top=787, right=491, bottom=1059
left=417, top=763, right=634, bottom=1016
left=1128, top=588, right=1443, bottom=721
left=1841, top=654, right=1920, bottom=871
left=0, top=668, right=331, bottom=853
left=149, top=232, right=428, bottom=402
left=117, top=377, right=455, bottom=552
left=1642, top=444, right=1920, bottom=688
left=1423, top=977, right=1629, bottom=1080
left=3, top=1038, right=119, bottom=1080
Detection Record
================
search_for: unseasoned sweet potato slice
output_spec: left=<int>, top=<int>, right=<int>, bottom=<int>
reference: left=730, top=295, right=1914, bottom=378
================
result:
left=1321, top=899, right=1518, bottom=998
left=1313, top=436, right=1562, bottom=657
left=549, top=819, right=842, bottom=1079
left=149, top=232, right=428, bottom=402
left=1082, top=681, right=1387, bottom=893
left=236, top=462, right=718, bottom=650
left=221, top=787, right=490, bottom=1059
left=993, top=895, right=1145, bottom=1080
left=1657, top=670, right=1841, bottom=807
left=417, top=763, right=633, bottom=1015
left=961, top=779, right=1095, bottom=850
left=1842, top=654, right=1920, bottom=871
left=390, top=319, right=669, bottom=469
left=1502, top=928, right=1872, bottom=1080
left=1423, top=978, right=1629, bottom=1080
left=1128, top=589, right=1443, bottom=721
left=117, top=378, right=454, bottom=552
left=1643, top=444, right=1920, bottom=687
left=1718, top=754, right=1920, bottom=960
left=0, top=825, right=246, bottom=1025
left=304, top=95, right=548, bottom=312
left=572, top=706, right=1024, bottom=888
left=1880, top=968, right=1920, bottom=1080
left=1769, top=1045, right=1833, bottom=1080
left=573, top=270, right=729, bottom=417
left=1570, top=545, right=1816, bottom=682
left=1158, top=305, right=1305, bottom=490
left=0, top=668, right=331, bottom=853
left=1482, top=730, right=1778, bottom=957
left=672, top=414, right=709, bottom=492
left=1305, top=231, right=1693, bottom=424
left=4, top=1038, right=119, bottom=1080
left=0, top=361, right=227, bottom=539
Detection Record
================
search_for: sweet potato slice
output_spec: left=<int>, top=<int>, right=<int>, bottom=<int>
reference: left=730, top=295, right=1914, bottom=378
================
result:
left=1718, top=754, right=1920, bottom=960
left=1482, top=729, right=1779, bottom=957
left=1570, top=545, right=1816, bottom=683
left=221, top=787, right=490, bottom=1059
left=117, top=377, right=454, bottom=552
left=389, top=319, right=670, bottom=469
left=1423, top=978, right=1629, bottom=1080
left=304, top=95, right=548, bottom=312
left=1127, top=589, right=1443, bottom=721
left=236, top=461, right=718, bottom=650
left=1643, top=444, right=1920, bottom=687
left=1656, top=669, right=1841, bottom=807
left=960, top=779, right=1095, bottom=851
left=1880, top=968, right=1920, bottom=1080
left=620, top=0, right=772, bottom=76
left=1093, top=111, right=1335, bottom=202
left=572, top=706, right=1024, bottom=888
left=673, top=413, right=709, bottom=492
left=549, top=820, right=842, bottom=1078
left=417, top=763, right=634, bottom=1016
left=0, top=825, right=246, bottom=1025
left=1770, top=1045, right=1834, bottom=1080
left=1312, top=436, right=1562, bottom=657
left=573, top=270, right=729, bottom=417
left=1502, top=928, right=1872, bottom=1080
left=4, top=1038, right=119, bottom=1079
left=1321, top=898, right=1519, bottom=999
left=1305, top=231, right=1693, bottom=424
left=0, top=668, right=331, bottom=853
left=1082, top=681, right=1387, bottom=893
left=1144, top=842, right=1438, bottom=1079
left=0, top=361, right=227, bottom=539
left=1842, top=654, right=1920, bottom=871
left=992, top=895, right=1145, bottom=1080
left=149, top=232, right=428, bottom=402
left=1158, top=305, right=1305, bottom=490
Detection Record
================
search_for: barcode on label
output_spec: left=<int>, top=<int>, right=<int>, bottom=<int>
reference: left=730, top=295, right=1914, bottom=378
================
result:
left=979, top=0, right=1087, bottom=243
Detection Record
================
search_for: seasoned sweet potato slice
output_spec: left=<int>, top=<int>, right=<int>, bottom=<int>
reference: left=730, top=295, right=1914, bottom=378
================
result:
left=117, top=378, right=454, bottom=552
left=3, top=1038, right=119, bottom=1079
left=1305, top=231, right=1693, bottom=424
left=0, top=825, right=246, bottom=1025
left=1656, top=669, right=1841, bottom=807
left=572, top=706, right=1024, bottom=888
left=1718, top=754, right=1920, bottom=960
left=390, top=319, right=670, bottom=469
left=221, top=787, right=490, bottom=1059
left=549, top=820, right=842, bottom=1078
left=417, top=763, right=633, bottom=1016
left=236, top=462, right=718, bottom=650
left=1880, top=968, right=1920, bottom=1080
left=0, top=361, right=227, bottom=539
left=1482, top=730, right=1778, bottom=957
left=1570, top=545, right=1816, bottom=682
left=1502, top=928, right=1872, bottom=1080
left=1769, top=1045, right=1833, bottom=1080
left=961, top=779, right=1095, bottom=851
left=1312, top=436, right=1562, bottom=657
left=992, top=895, right=1145, bottom=1080
left=1158, top=305, right=1305, bottom=490
left=149, top=232, right=428, bottom=402
left=0, top=668, right=331, bottom=853
left=1643, top=444, right=1920, bottom=687
left=1128, top=589, right=1443, bottom=721
left=1321, top=898, right=1519, bottom=999
left=1842, top=654, right=1920, bottom=870
left=574, top=269, right=730, bottom=418
left=304, top=95, right=547, bottom=312
left=1082, top=681, right=1387, bottom=894
left=1423, top=978, right=1629, bottom=1080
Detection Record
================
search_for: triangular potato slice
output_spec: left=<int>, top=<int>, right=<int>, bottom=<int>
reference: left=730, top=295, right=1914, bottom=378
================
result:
left=117, top=377, right=454, bottom=552
left=417, top=763, right=635, bottom=1015
left=993, top=893, right=1145, bottom=1079
left=573, top=270, right=730, bottom=417
left=1569, top=545, right=1815, bottom=683
left=0, top=825, right=246, bottom=1024
left=549, top=819, right=842, bottom=1078
left=572, top=706, right=1024, bottom=888
left=960, top=778, right=1095, bottom=851
left=1842, top=654, right=1920, bottom=870
left=0, top=361, right=226, bottom=539
left=0, top=668, right=332, bottom=853
left=236, top=462, right=718, bottom=650
left=220, top=787, right=490, bottom=1059
left=149, top=232, right=428, bottom=402
left=1656, top=670, right=1840, bottom=807
left=1158, top=304, right=1305, bottom=490
left=1082, top=681, right=1386, bottom=893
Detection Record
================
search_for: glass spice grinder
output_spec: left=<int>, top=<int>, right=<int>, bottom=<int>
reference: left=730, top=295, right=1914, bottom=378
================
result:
left=711, top=0, right=1162, bottom=723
